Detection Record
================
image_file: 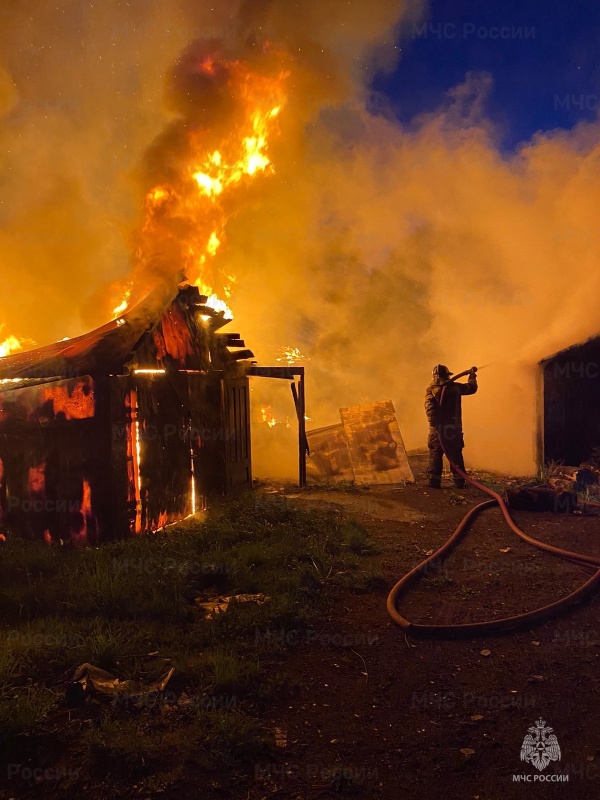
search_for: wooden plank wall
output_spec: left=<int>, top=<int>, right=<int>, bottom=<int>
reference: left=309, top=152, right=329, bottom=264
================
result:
left=222, top=377, right=252, bottom=493
left=134, top=374, right=192, bottom=529
left=0, top=377, right=109, bottom=545
left=188, top=373, right=227, bottom=503
left=0, top=370, right=254, bottom=543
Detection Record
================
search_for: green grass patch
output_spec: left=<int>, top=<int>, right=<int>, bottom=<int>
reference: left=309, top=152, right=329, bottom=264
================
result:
left=0, top=685, right=57, bottom=740
left=0, top=491, right=374, bottom=794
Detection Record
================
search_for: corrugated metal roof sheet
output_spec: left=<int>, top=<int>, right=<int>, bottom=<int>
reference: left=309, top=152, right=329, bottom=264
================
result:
left=0, top=283, right=178, bottom=380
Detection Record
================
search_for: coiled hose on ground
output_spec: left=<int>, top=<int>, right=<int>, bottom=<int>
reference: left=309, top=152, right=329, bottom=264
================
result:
left=386, top=387, right=600, bottom=637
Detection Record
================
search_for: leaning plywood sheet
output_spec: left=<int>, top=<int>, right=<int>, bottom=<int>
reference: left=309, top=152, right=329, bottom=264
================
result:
left=306, top=423, right=355, bottom=484
left=339, top=400, right=414, bottom=484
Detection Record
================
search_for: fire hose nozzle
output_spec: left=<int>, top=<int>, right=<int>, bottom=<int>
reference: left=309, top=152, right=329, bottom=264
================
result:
left=450, top=366, right=480, bottom=382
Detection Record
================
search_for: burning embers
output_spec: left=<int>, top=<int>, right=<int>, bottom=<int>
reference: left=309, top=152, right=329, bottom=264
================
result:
left=0, top=377, right=100, bottom=546
left=260, top=405, right=291, bottom=430
left=0, top=377, right=95, bottom=424
left=276, top=347, right=309, bottom=366
left=42, top=379, right=95, bottom=420
left=113, top=47, right=290, bottom=323
left=24, top=462, right=96, bottom=548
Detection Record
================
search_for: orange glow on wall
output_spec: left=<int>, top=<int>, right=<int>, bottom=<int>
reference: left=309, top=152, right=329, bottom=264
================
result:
left=42, top=378, right=95, bottom=420
left=28, top=462, right=46, bottom=494
left=127, top=388, right=143, bottom=534
left=71, top=479, right=94, bottom=547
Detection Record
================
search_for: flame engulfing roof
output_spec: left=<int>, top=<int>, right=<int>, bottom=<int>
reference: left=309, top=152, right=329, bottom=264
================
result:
left=0, top=282, right=235, bottom=381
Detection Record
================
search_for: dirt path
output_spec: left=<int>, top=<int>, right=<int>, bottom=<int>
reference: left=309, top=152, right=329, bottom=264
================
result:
left=246, top=463, right=600, bottom=800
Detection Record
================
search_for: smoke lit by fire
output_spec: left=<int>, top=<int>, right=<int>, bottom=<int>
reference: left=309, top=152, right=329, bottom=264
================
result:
left=5, top=1, right=600, bottom=478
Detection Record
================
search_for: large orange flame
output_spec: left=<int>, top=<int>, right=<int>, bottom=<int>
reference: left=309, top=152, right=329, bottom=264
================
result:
left=0, top=330, right=34, bottom=358
left=0, top=336, right=23, bottom=358
left=114, top=55, right=289, bottom=319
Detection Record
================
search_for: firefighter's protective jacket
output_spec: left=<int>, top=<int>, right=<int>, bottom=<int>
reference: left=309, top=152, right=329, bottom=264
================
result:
left=425, top=375, right=478, bottom=429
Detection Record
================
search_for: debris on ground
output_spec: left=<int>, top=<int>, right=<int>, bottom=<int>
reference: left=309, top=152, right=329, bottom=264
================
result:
left=505, top=486, right=578, bottom=513
left=195, top=592, right=271, bottom=619
left=67, top=663, right=174, bottom=705
left=542, top=462, right=600, bottom=497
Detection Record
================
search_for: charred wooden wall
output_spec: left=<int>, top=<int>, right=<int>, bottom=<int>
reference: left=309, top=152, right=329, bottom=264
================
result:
left=0, top=287, right=256, bottom=545
left=0, top=371, right=252, bottom=545
left=0, top=377, right=109, bottom=545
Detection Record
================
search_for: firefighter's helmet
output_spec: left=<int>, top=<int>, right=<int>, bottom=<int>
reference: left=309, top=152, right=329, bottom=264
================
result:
left=432, top=364, right=452, bottom=382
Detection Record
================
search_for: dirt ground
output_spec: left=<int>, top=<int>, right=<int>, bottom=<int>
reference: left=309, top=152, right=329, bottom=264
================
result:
left=3, top=454, right=600, bottom=800
left=244, top=454, right=600, bottom=800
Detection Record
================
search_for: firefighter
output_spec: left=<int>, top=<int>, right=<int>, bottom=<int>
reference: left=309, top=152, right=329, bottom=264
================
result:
left=425, top=364, right=478, bottom=488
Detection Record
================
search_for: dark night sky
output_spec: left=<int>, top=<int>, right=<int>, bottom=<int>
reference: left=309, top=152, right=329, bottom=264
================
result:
left=375, top=0, right=600, bottom=150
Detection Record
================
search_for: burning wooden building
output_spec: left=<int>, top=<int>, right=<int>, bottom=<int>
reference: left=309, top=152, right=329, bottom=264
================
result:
left=0, top=284, right=306, bottom=546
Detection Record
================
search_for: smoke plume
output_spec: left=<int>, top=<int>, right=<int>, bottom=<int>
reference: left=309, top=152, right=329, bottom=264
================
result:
left=1, top=0, right=599, bottom=476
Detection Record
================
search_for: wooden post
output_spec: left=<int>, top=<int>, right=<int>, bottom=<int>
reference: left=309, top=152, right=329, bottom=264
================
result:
left=251, top=366, right=309, bottom=488
left=535, top=362, right=545, bottom=474
left=298, top=370, right=307, bottom=487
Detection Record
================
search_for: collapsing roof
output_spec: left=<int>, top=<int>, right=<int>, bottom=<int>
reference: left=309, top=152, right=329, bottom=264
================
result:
left=0, top=283, right=254, bottom=382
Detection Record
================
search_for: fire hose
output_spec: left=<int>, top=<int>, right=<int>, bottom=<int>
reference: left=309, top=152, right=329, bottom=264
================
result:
left=386, top=369, right=600, bottom=637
